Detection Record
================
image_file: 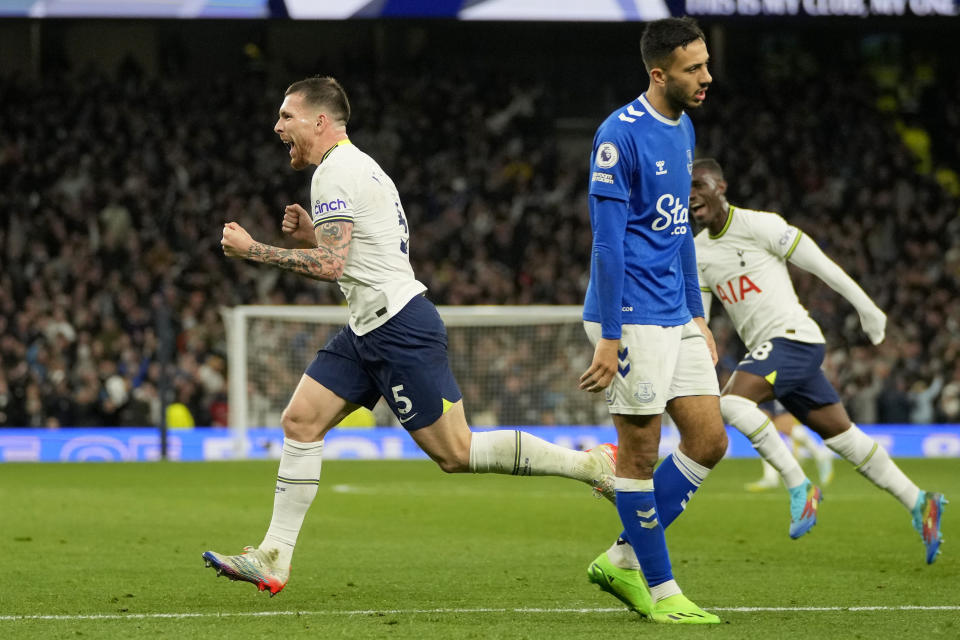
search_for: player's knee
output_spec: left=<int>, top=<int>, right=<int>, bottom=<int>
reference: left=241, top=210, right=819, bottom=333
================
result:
left=706, top=428, right=729, bottom=466
left=435, top=458, right=465, bottom=474
left=681, top=424, right=728, bottom=468
left=432, top=449, right=470, bottom=473
left=280, top=407, right=318, bottom=441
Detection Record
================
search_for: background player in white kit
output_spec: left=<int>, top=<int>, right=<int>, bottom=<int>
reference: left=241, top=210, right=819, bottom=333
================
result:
left=203, top=76, right=618, bottom=596
left=691, top=158, right=946, bottom=562
left=746, top=405, right=835, bottom=493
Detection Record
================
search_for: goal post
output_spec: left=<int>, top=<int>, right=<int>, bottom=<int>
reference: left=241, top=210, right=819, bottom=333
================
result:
left=221, top=305, right=604, bottom=456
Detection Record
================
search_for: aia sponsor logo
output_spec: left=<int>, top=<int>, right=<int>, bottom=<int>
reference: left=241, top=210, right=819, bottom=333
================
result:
left=715, top=275, right=762, bottom=304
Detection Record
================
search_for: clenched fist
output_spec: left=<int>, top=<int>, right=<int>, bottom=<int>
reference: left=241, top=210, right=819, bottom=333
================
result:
left=859, top=306, right=887, bottom=346
left=281, top=204, right=317, bottom=248
left=221, top=222, right=254, bottom=258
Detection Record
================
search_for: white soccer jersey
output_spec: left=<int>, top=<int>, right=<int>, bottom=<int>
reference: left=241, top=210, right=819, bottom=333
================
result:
left=695, top=205, right=825, bottom=350
left=310, top=140, right=426, bottom=335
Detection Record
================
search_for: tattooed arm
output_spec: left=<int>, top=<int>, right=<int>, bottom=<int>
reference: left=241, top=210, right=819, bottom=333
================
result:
left=221, top=220, right=352, bottom=282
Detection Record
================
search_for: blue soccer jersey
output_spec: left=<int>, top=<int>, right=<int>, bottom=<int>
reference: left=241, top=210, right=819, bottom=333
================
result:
left=583, top=93, right=703, bottom=338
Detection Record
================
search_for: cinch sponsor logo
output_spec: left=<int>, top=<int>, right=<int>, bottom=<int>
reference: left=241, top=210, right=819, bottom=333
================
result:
left=315, top=198, right=347, bottom=215
left=652, top=193, right=689, bottom=234
left=777, top=228, right=795, bottom=247
left=592, top=172, right=614, bottom=184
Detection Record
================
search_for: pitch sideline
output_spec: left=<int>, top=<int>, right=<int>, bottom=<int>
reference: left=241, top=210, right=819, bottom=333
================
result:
left=3, top=605, right=960, bottom=622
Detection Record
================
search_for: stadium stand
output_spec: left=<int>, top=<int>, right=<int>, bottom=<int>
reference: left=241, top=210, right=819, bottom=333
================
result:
left=0, top=24, right=957, bottom=427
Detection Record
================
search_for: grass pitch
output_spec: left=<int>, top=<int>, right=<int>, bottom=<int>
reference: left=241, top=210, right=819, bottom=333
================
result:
left=3, top=455, right=958, bottom=639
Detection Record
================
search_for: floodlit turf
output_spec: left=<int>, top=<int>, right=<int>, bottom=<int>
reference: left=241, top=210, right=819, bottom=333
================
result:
left=3, top=455, right=958, bottom=639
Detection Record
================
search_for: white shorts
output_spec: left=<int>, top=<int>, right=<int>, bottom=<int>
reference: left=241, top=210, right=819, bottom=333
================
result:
left=584, top=320, right=720, bottom=415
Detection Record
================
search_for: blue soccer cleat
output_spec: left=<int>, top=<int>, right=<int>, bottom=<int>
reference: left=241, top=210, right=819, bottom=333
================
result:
left=788, top=480, right=822, bottom=539
left=912, top=491, right=947, bottom=564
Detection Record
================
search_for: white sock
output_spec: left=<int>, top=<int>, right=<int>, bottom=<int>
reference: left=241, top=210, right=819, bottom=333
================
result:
left=721, top=396, right=806, bottom=488
left=824, top=424, right=920, bottom=510
left=260, top=438, right=324, bottom=567
left=468, top=430, right=595, bottom=481
left=650, top=579, right=682, bottom=603
left=760, top=459, right=779, bottom=483
left=606, top=536, right=641, bottom=571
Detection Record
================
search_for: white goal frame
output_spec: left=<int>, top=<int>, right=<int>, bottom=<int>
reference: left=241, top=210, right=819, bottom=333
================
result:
left=222, top=305, right=584, bottom=457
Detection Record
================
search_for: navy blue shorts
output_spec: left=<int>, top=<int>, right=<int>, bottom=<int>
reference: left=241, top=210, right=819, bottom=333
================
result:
left=736, top=338, right=840, bottom=422
left=304, top=295, right=462, bottom=431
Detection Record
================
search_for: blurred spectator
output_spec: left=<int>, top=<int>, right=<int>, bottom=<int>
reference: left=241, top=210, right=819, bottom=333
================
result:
left=909, top=376, right=943, bottom=425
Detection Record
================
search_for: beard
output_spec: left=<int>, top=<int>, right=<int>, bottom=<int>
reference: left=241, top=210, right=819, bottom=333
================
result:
left=290, top=155, right=309, bottom=170
left=665, top=81, right=702, bottom=113
left=289, top=143, right=311, bottom=170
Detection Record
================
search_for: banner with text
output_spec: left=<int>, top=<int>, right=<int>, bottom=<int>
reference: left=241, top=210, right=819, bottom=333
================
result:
left=1, top=425, right=959, bottom=462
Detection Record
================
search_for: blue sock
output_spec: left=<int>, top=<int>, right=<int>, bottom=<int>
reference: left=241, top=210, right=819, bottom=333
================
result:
left=653, top=451, right=708, bottom=529
left=614, top=451, right=708, bottom=545
left=615, top=478, right=673, bottom=588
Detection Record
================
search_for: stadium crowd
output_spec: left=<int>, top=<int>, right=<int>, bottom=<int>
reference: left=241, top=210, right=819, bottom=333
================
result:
left=1, top=37, right=958, bottom=428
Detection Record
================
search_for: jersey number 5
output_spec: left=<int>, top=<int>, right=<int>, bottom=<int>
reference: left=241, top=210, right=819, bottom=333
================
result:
left=392, top=384, right=413, bottom=414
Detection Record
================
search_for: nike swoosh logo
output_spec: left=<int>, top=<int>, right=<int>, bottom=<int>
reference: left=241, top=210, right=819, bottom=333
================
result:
left=399, top=413, right=419, bottom=424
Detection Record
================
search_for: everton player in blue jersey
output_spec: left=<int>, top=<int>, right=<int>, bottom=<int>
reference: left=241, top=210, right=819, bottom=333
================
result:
left=578, top=17, right=727, bottom=624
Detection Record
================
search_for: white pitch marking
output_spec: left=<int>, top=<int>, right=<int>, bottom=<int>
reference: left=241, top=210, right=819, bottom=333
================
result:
left=3, top=605, right=959, bottom=622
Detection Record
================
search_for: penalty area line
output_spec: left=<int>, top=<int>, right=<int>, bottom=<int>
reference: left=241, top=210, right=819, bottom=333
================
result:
left=3, top=605, right=960, bottom=622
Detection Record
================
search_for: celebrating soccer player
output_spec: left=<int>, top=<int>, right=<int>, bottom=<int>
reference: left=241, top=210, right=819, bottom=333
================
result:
left=578, top=18, right=725, bottom=624
left=691, top=157, right=946, bottom=562
left=203, top=76, right=619, bottom=596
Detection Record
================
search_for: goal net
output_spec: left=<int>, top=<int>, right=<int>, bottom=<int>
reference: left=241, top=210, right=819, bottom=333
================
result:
left=222, top=305, right=608, bottom=450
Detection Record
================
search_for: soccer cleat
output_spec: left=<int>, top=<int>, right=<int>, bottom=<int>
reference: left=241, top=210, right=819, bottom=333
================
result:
left=912, top=491, right=947, bottom=564
left=202, top=546, right=290, bottom=596
left=586, top=551, right=652, bottom=617
left=586, top=443, right=617, bottom=504
left=788, top=480, right=822, bottom=539
left=650, top=593, right=721, bottom=624
left=745, top=476, right=780, bottom=492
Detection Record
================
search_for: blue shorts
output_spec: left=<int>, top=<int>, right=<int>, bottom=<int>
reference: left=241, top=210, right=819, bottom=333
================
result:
left=305, top=295, right=462, bottom=431
left=736, top=338, right=840, bottom=422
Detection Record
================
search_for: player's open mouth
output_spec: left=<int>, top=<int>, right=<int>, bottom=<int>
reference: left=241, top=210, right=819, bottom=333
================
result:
left=695, top=89, right=707, bottom=101
left=691, top=203, right=705, bottom=213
